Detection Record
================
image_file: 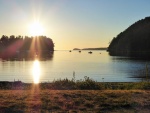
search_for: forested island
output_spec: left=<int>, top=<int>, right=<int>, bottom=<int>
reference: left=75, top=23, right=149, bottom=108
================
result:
left=108, top=17, right=150, bottom=58
left=0, top=35, right=54, bottom=60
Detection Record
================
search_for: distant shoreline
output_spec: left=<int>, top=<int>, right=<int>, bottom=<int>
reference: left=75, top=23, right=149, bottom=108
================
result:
left=73, top=47, right=107, bottom=50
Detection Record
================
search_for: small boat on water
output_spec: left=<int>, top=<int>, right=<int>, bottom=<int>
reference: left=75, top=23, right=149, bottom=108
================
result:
left=69, top=50, right=72, bottom=52
left=88, top=51, right=92, bottom=54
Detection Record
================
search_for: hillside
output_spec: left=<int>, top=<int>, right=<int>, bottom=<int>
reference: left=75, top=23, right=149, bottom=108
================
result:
left=108, top=17, right=150, bottom=57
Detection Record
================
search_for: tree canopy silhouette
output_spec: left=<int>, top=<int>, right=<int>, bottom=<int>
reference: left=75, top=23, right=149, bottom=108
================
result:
left=0, top=35, right=54, bottom=60
left=108, top=17, right=150, bottom=58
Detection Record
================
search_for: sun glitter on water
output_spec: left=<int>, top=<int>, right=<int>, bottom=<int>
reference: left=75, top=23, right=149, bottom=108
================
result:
left=29, top=21, right=44, bottom=36
left=32, top=60, right=41, bottom=84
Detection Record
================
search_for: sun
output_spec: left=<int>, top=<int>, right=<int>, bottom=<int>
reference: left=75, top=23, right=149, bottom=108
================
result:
left=29, top=21, right=44, bottom=36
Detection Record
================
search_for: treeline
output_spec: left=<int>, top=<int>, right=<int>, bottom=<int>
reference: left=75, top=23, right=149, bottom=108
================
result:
left=0, top=35, right=54, bottom=60
left=82, top=47, right=107, bottom=50
left=73, top=47, right=107, bottom=50
left=108, top=17, right=150, bottom=58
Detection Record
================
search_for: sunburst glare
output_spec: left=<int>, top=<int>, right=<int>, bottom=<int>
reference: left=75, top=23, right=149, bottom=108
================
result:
left=32, top=60, right=41, bottom=84
left=29, top=21, right=44, bottom=36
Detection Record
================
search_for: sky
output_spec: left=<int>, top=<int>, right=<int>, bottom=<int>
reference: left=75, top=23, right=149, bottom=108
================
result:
left=0, top=0, right=150, bottom=50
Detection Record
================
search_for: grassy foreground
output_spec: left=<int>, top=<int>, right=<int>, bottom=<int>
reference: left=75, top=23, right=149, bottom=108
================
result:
left=0, top=88, right=150, bottom=113
left=0, top=76, right=150, bottom=112
left=1, top=76, right=150, bottom=90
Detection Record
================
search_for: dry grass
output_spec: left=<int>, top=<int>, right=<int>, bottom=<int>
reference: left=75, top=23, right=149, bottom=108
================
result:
left=0, top=87, right=150, bottom=113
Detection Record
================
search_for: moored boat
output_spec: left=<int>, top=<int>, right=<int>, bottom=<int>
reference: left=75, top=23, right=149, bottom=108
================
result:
left=88, top=51, right=92, bottom=54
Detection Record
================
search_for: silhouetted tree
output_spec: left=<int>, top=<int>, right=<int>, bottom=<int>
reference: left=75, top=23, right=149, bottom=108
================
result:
left=0, top=35, right=54, bottom=59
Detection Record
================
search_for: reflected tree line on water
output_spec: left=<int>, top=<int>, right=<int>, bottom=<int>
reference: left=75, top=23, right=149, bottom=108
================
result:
left=0, top=35, right=54, bottom=60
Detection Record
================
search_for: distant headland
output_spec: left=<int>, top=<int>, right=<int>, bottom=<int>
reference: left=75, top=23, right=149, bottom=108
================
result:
left=73, top=47, right=107, bottom=50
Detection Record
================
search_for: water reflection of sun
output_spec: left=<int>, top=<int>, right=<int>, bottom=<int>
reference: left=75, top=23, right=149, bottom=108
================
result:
left=32, top=60, right=41, bottom=84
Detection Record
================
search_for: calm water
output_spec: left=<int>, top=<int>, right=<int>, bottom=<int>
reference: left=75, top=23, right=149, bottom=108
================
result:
left=0, top=50, right=149, bottom=83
